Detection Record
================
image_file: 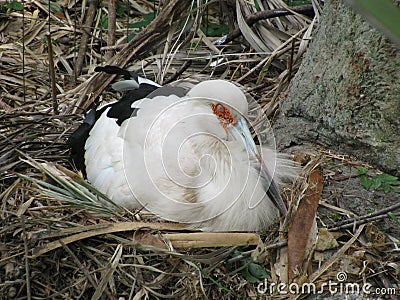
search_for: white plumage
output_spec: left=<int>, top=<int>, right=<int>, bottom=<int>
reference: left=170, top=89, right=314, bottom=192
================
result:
left=77, top=78, right=296, bottom=231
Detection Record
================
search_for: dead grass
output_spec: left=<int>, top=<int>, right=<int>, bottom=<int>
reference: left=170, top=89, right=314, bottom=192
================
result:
left=1, top=0, right=399, bottom=299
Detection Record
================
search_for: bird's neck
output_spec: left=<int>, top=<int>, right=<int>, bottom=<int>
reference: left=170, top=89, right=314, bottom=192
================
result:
left=193, top=138, right=244, bottom=192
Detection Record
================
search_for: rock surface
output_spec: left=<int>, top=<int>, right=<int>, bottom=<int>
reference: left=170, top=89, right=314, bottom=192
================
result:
left=274, top=0, right=400, bottom=176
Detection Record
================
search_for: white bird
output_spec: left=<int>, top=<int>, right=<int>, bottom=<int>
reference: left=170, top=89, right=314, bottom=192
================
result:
left=69, top=67, right=296, bottom=231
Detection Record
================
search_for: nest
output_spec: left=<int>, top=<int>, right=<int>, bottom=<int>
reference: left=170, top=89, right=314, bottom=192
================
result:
left=1, top=0, right=399, bottom=299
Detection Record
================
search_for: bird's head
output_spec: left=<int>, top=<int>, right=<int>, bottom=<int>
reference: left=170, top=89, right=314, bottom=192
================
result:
left=187, top=80, right=288, bottom=217
left=187, top=80, right=248, bottom=129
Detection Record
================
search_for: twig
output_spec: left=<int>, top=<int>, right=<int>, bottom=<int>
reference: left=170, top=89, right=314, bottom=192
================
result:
left=226, top=239, right=288, bottom=264
left=328, top=213, right=400, bottom=231
left=220, top=5, right=314, bottom=45
left=107, top=0, right=116, bottom=60
left=287, top=38, right=295, bottom=81
left=46, top=34, right=58, bottom=115
left=357, top=235, right=398, bottom=300
left=92, top=244, right=123, bottom=300
left=75, top=0, right=99, bottom=76
left=328, top=202, right=400, bottom=231
left=59, top=240, right=104, bottom=296
left=163, top=60, right=192, bottom=84
left=219, top=0, right=236, bottom=32
left=236, top=28, right=305, bottom=83
left=246, top=80, right=274, bottom=92
left=30, top=221, right=188, bottom=258
left=22, top=217, right=32, bottom=300
left=308, top=225, right=365, bottom=283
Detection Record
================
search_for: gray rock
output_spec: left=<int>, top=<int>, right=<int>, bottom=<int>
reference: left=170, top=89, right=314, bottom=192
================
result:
left=274, top=0, right=400, bottom=176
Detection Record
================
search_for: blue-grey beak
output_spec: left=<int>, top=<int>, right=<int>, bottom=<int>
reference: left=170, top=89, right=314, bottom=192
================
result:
left=230, top=117, right=288, bottom=217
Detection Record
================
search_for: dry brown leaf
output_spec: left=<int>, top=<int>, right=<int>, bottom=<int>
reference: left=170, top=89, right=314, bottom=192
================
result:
left=315, top=228, right=339, bottom=251
left=133, top=231, right=169, bottom=250
left=339, top=252, right=365, bottom=275
left=365, top=223, right=387, bottom=251
left=16, top=197, right=35, bottom=217
left=288, top=166, right=323, bottom=279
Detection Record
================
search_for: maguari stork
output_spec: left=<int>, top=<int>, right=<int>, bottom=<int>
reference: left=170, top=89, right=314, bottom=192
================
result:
left=69, top=66, right=296, bottom=232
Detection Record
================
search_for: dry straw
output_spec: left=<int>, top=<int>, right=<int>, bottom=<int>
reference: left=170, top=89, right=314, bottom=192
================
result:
left=1, top=1, right=398, bottom=299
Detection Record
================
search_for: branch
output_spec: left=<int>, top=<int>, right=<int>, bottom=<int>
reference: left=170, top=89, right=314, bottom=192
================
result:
left=107, top=0, right=117, bottom=60
left=220, top=4, right=314, bottom=45
left=328, top=201, right=400, bottom=231
left=73, top=0, right=189, bottom=112
left=75, top=0, right=99, bottom=77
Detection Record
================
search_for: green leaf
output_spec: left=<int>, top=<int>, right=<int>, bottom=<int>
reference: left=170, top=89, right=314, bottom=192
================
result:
left=127, top=33, right=135, bottom=42
left=382, top=183, right=392, bottom=193
left=241, top=266, right=260, bottom=283
left=116, top=1, right=126, bottom=17
left=388, top=212, right=400, bottom=226
left=360, top=175, right=372, bottom=190
left=6, top=1, right=24, bottom=11
left=128, top=13, right=155, bottom=29
left=201, top=23, right=229, bottom=37
left=226, top=251, right=270, bottom=283
left=371, top=177, right=382, bottom=189
left=331, top=213, right=341, bottom=220
left=361, top=171, right=400, bottom=193
left=358, top=167, right=369, bottom=175
left=248, top=262, right=269, bottom=280
left=193, top=262, right=239, bottom=297
left=101, top=15, right=108, bottom=29
left=375, top=173, right=400, bottom=185
left=34, top=1, right=62, bottom=13
left=285, top=1, right=312, bottom=6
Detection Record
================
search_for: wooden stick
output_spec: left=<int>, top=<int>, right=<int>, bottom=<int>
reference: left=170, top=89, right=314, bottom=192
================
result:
left=328, top=201, right=400, bottom=231
left=22, top=218, right=32, bottom=300
left=107, top=0, right=116, bottom=60
left=30, top=221, right=188, bottom=258
left=164, top=232, right=260, bottom=248
left=75, top=0, right=99, bottom=76
left=163, top=60, right=192, bottom=84
left=46, top=34, right=58, bottom=115
left=30, top=221, right=261, bottom=257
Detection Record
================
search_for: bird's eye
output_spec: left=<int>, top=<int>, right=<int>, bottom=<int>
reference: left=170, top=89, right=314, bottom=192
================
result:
left=211, top=103, right=226, bottom=117
left=216, top=103, right=225, bottom=112
left=211, top=103, right=236, bottom=128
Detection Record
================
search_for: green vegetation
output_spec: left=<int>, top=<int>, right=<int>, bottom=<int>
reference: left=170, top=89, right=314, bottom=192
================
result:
left=344, top=0, right=400, bottom=45
left=358, top=167, right=400, bottom=193
left=226, top=251, right=269, bottom=283
left=388, top=212, right=400, bottom=227
left=3, top=0, right=23, bottom=11
left=284, top=0, right=312, bottom=6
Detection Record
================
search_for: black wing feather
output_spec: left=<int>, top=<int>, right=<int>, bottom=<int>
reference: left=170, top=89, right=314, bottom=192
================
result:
left=68, top=82, right=158, bottom=176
